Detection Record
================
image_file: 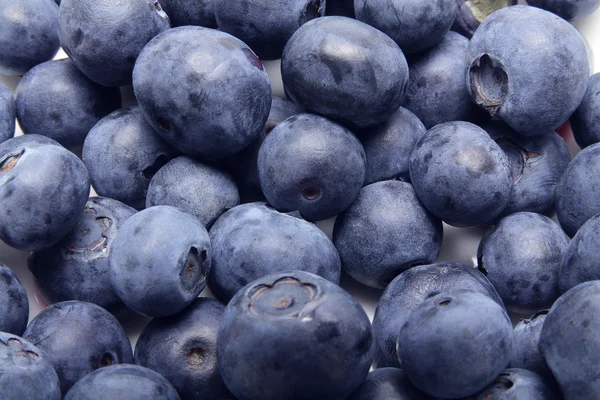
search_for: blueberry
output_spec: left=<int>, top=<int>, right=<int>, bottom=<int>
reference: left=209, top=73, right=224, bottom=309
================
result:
left=354, top=0, right=457, bottom=54
left=133, top=26, right=272, bottom=160
left=404, top=31, right=483, bottom=129
left=109, top=206, right=211, bottom=317
left=527, top=0, right=600, bottom=19
left=0, top=333, right=61, bottom=400
left=539, top=281, right=600, bottom=399
left=326, top=0, right=355, bottom=17
left=217, top=271, right=373, bottom=400
left=135, top=298, right=233, bottom=400
left=347, top=368, right=431, bottom=400
left=451, top=0, right=516, bottom=38
left=0, top=264, right=28, bottom=335
left=409, top=121, right=513, bottom=227
left=82, top=106, right=179, bottom=210
left=208, top=202, right=341, bottom=302
left=58, top=0, right=170, bottom=87
left=555, top=143, right=600, bottom=236
left=372, top=262, right=504, bottom=369
left=29, top=197, right=136, bottom=312
left=397, top=290, right=512, bottom=398
left=225, top=97, right=305, bottom=203
left=482, top=120, right=571, bottom=217
left=559, top=213, right=600, bottom=293
left=258, top=113, right=366, bottom=221
left=282, top=16, right=409, bottom=129
left=360, top=107, right=426, bottom=184
left=466, top=368, right=559, bottom=400
left=0, top=136, right=90, bottom=250
left=0, top=83, right=15, bottom=144
left=571, top=73, right=600, bottom=149
left=511, top=311, right=554, bottom=381
left=23, top=300, right=133, bottom=393
left=146, top=156, right=239, bottom=228
left=215, top=0, right=326, bottom=60
left=158, top=0, right=217, bottom=27
left=0, top=0, right=59, bottom=76
left=64, top=364, right=180, bottom=400
left=467, top=5, right=589, bottom=135
left=333, top=180, right=442, bottom=289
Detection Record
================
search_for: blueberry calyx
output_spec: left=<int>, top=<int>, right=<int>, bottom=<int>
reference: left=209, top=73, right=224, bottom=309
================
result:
left=469, top=54, right=508, bottom=116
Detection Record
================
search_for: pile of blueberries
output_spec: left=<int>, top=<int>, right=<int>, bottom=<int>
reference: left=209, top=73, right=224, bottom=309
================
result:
left=1, top=0, right=600, bottom=399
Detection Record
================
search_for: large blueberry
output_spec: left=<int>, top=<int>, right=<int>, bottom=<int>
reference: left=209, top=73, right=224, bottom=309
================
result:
left=133, top=26, right=271, bottom=160
left=158, top=0, right=217, bottom=27
left=555, top=143, right=600, bottom=236
left=82, top=106, right=179, bottom=210
left=360, top=107, right=426, bottom=184
left=354, top=0, right=456, bottom=53
left=409, top=121, right=513, bottom=227
left=215, top=0, right=325, bottom=60
left=208, top=202, right=341, bottom=302
left=0, top=333, right=61, bottom=400
left=398, top=291, right=512, bottom=398
left=282, top=16, right=409, bottom=128
left=539, top=281, right=600, bottom=399
left=15, top=59, right=121, bottom=150
left=258, top=113, right=366, bottom=221
left=372, top=262, right=503, bottom=369
left=29, top=197, right=136, bottom=312
left=217, top=271, right=373, bottom=400
left=451, top=0, right=516, bottom=38
left=511, top=311, right=554, bottom=380
left=64, top=364, right=180, bottom=400
left=0, top=263, right=28, bottom=335
left=333, top=180, right=442, bottom=289
left=527, top=0, right=600, bottom=19
left=404, top=31, right=482, bottom=129
left=0, top=83, right=15, bottom=144
left=571, top=73, right=600, bottom=149
left=146, top=156, right=239, bottom=228
left=58, top=0, right=170, bottom=87
left=347, top=368, right=431, bottom=400
left=467, top=5, right=589, bottom=135
left=482, top=120, right=571, bottom=217
left=0, top=136, right=90, bottom=250
left=23, top=300, right=133, bottom=393
left=466, top=368, right=559, bottom=400
left=109, top=206, right=211, bottom=317
left=135, top=298, right=233, bottom=400
left=0, top=0, right=59, bottom=76
left=559, top=213, right=600, bottom=293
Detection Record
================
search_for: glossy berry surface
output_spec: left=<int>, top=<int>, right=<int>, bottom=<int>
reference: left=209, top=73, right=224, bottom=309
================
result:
left=560, top=213, right=600, bottom=293
left=510, top=311, right=553, bottom=380
left=466, top=368, right=558, bottom=400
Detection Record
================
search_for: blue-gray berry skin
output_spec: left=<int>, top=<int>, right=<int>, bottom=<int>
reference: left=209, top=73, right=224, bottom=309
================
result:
left=0, top=333, right=61, bottom=400
left=451, top=0, right=516, bottom=38
left=0, top=136, right=90, bottom=251
left=109, top=206, right=211, bottom=317
left=0, top=0, right=59, bottom=76
left=282, top=16, right=409, bottom=129
left=29, top=197, right=136, bottom=312
left=467, top=5, right=589, bottom=136
left=64, top=364, right=180, bottom=400
left=0, top=84, right=15, bottom=144
left=82, top=107, right=179, bottom=210
left=409, top=121, right=513, bottom=227
left=478, top=212, right=569, bottom=314
left=23, top=300, right=134, bottom=394
left=511, top=311, right=554, bottom=381
left=15, top=59, right=121, bottom=150
left=258, top=113, right=366, bottom=221
left=405, top=32, right=483, bottom=129
left=135, top=298, right=234, bottom=400
left=354, top=0, right=457, bottom=54
left=360, top=107, right=426, bottom=185
left=372, top=262, right=504, bottom=369
left=0, top=264, right=29, bottom=336
left=217, top=271, right=373, bottom=400
left=398, top=291, right=512, bottom=399
left=465, top=368, right=559, bottom=400
left=326, top=0, right=355, bottom=17
left=215, top=0, right=325, bottom=60
left=539, top=281, right=600, bottom=400
left=482, top=121, right=570, bottom=217
left=527, top=0, right=600, bottom=19
left=555, top=143, right=600, bottom=237
left=571, top=73, right=600, bottom=149
left=158, top=0, right=217, bottom=27
left=333, top=181, right=442, bottom=289
left=347, top=368, right=432, bottom=400
left=208, top=202, right=341, bottom=302
left=58, top=0, right=170, bottom=87
left=133, top=26, right=272, bottom=160
left=146, top=157, right=239, bottom=228
left=559, top=213, right=600, bottom=293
